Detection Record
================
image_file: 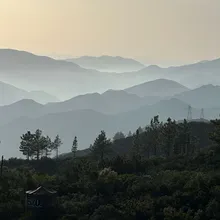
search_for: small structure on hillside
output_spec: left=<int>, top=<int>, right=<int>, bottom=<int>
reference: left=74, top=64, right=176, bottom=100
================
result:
left=26, top=186, right=57, bottom=219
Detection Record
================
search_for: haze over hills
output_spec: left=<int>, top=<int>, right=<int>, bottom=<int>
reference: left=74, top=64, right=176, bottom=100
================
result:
left=43, top=89, right=162, bottom=115
left=0, top=99, right=44, bottom=126
left=65, top=55, right=145, bottom=72
left=124, top=58, right=220, bottom=89
left=1, top=49, right=220, bottom=100
left=174, top=84, right=220, bottom=108
left=0, top=88, right=163, bottom=127
left=0, top=79, right=218, bottom=125
left=125, top=79, right=189, bottom=97
left=0, top=81, right=59, bottom=105
left=0, top=49, right=121, bottom=99
left=1, top=91, right=220, bottom=158
left=28, top=91, right=60, bottom=104
left=1, top=49, right=220, bottom=158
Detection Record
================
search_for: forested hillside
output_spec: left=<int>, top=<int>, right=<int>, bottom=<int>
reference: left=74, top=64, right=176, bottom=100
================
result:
left=1, top=117, right=220, bottom=219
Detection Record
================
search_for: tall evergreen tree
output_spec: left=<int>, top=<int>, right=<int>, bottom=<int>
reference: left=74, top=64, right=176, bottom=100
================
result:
left=41, top=136, right=52, bottom=158
left=19, top=131, right=34, bottom=160
left=72, top=136, right=78, bottom=158
left=161, top=118, right=178, bottom=158
left=32, top=129, right=44, bottom=160
left=90, top=130, right=112, bottom=163
left=52, top=135, right=63, bottom=159
left=146, top=115, right=163, bottom=156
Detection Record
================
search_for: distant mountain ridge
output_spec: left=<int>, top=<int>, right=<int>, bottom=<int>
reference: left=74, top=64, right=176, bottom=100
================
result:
left=2, top=78, right=219, bottom=129
left=174, top=84, right=220, bottom=108
left=0, top=49, right=81, bottom=70
left=43, top=90, right=151, bottom=115
left=124, top=58, right=220, bottom=89
left=1, top=95, right=220, bottom=159
left=1, top=49, right=220, bottom=99
left=0, top=49, right=121, bottom=99
left=65, top=55, right=145, bottom=72
left=125, top=79, right=189, bottom=97
left=0, top=81, right=59, bottom=105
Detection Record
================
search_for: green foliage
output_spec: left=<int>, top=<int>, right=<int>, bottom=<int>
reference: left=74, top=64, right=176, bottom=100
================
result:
left=19, top=130, right=53, bottom=160
left=146, top=115, right=163, bottom=156
left=5, top=116, right=220, bottom=219
left=90, top=130, right=112, bottom=164
left=53, top=134, right=63, bottom=159
left=20, top=131, right=34, bottom=160
left=161, top=118, right=178, bottom=157
left=72, top=136, right=78, bottom=158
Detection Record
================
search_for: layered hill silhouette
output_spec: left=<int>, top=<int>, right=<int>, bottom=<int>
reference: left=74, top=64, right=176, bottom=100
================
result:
left=1, top=80, right=218, bottom=127
left=1, top=49, right=220, bottom=99
left=124, top=58, right=220, bottom=89
left=174, top=84, right=220, bottom=108
left=125, top=79, right=189, bottom=97
left=43, top=89, right=163, bottom=115
left=0, top=88, right=162, bottom=127
left=0, top=48, right=220, bottom=158
left=0, top=78, right=177, bottom=120
left=1, top=94, right=220, bottom=159
left=0, top=81, right=59, bottom=105
left=65, top=55, right=145, bottom=72
left=0, top=49, right=120, bottom=99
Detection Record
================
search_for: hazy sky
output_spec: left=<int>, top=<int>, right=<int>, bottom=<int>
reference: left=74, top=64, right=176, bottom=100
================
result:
left=0, top=0, right=220, bottom=65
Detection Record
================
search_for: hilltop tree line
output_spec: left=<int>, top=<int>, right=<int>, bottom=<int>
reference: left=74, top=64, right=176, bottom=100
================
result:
left=19, top=116, right=200, bottom=162
left=19, top=130, right=79, bottom=160
left=88, top=116, right=200, bottom=165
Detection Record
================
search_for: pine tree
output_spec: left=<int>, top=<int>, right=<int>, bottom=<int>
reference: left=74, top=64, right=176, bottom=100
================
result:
left=42, top=136, right=52, bottom=158
left=72, top=136, right=78, bottom=158
left=161, top=118, right=178, bottom=158
left=32, top=129, right=44, bottom=161
left=19, top=131, right=34, bottom=160
left=52, top=135, right=62, bottom=159
left=20, top=130, right=53, bottom=160
left=90, top=130, right=112, bottom=163
left=146, top=115, right=163, bottom=156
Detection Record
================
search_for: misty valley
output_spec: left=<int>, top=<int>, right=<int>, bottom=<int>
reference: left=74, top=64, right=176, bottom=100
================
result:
left=1, top=50, right=220, bottom=219
left=2, top=1, right=220, bottom=219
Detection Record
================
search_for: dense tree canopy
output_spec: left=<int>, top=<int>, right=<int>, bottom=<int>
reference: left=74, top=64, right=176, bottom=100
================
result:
left=1, top=117, right=220, bottom=219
